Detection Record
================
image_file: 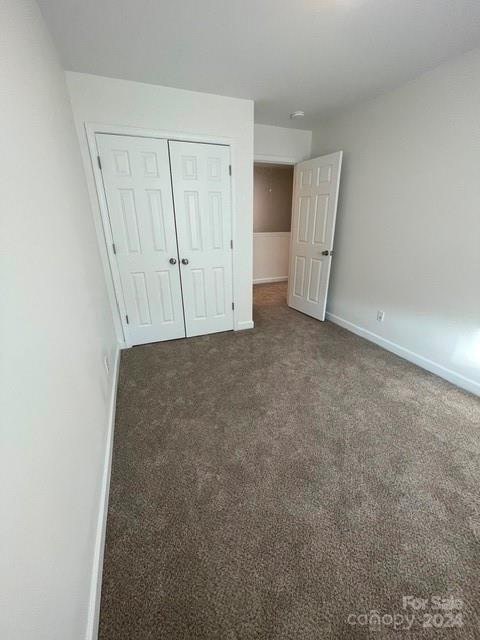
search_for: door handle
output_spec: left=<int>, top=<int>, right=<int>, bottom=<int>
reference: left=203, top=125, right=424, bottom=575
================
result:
left=321, top=250, right=334, bottom=256
left=169, top=258, right=177, bottom=265
left=181, top=258, right=189, bottom=265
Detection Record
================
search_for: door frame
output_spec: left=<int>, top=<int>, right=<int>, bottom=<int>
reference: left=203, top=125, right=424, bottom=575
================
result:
left=253, top=154, right=296, bottom=287
left=85, top=123, right=237, bottom=347
left=254, top=153, right=298, bottom=166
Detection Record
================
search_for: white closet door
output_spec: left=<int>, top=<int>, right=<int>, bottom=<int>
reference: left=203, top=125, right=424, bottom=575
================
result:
left=288, top=151, right=343, bottom=321
left=96, top=134, right=185, bottom=345
left=168, top=141, right=234, bottom=337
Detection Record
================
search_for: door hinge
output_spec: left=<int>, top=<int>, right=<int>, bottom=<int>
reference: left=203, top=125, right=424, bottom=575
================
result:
left=229, top=164, right=232, bottom=176
left=232, top=302, right=235, bottom=310
left=230, top=239, right=233, bottom=249
left=112, top=242, right=117, bottom=255
left=97, top=155, right=102, bottom=171
left=125, top=314, right=129, bottom=325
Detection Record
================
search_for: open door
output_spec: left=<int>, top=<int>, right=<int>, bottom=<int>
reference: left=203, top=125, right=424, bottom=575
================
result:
left=287, top=151, right=343, bottom=321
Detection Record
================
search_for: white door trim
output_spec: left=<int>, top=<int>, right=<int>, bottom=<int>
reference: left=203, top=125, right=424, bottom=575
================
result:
left=254, top=154, right=297, bottom=165
left=84, top=123, right=238, bottom=347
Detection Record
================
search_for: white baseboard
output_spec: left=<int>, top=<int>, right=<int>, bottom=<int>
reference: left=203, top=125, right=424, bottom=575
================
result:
left=326, top=312, right=479, bottom=397
left=85, top=345, right=121, bottom=640
left=235, top=320, right=255, bottom=331
left=253, top=276, right=288, bottom=285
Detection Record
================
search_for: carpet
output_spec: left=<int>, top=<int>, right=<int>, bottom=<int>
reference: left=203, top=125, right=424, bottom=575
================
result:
left=99, top=283, right=480, bottom=639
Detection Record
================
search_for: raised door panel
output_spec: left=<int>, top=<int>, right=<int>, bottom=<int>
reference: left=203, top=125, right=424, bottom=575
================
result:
left=288, top=152, right=343, bottom=321
left=168, top=141, right=233, bottom=337
left=96, top=134, right=185, bottom=344
left=293, top=256, right=306, bottom=299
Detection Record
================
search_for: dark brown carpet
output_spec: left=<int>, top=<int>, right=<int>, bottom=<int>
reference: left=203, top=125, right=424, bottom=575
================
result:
left=99, top=283, right=480, bottom=639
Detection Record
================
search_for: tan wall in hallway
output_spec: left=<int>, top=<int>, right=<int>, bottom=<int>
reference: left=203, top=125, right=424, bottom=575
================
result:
left=253, top=164, right=293, bottom=232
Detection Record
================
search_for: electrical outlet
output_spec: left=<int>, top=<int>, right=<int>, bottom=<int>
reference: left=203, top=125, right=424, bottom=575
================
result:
left=103, top=354, right=110, bottom=374
left=377, top=310, right=385, bottom=322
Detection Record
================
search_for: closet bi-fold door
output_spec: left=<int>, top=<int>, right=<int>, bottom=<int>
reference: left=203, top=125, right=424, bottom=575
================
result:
left=168, top=141, right=234, bottom=337
left=96, top=134, right=186, bottom=344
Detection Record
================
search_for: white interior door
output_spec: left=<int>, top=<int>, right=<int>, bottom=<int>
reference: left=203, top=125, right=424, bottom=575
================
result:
left=96, top=134, right=186, bottom=345
left=168, top=141, right=234, bottom=337
left=288, top=151, right=343, bottom=320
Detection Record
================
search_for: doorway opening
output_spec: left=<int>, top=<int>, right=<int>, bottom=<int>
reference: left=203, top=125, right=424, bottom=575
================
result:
left=253, top=162, right=294, bottom=285
left=254, top=152, right=343, bottom=323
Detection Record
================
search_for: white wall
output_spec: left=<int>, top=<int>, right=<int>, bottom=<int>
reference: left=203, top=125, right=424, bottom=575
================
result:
left=254, top=123, right=311, bottom=163
left=66, top=72, right=254, bottom=333
left=0, top=2, right=118, bottom=639
left=312, top=48, right=480, bottom=394
left=253, top=233, right=290, bottom=284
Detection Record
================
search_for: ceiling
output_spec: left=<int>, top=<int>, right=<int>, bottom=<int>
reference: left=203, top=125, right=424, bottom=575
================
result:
left=38, top=0, right=480, bottom=129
